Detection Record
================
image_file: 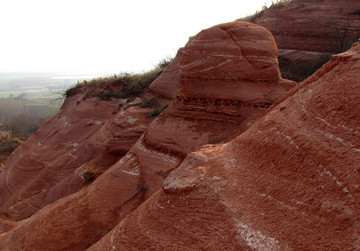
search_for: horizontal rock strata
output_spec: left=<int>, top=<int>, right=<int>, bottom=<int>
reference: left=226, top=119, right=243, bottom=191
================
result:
left=91, top=41, right=360, bottom=251
left=0, top=52, right=182, bottom=222
left=0, top=21, right=295, bottom=249
left=254, top=0, right=360, bottom=80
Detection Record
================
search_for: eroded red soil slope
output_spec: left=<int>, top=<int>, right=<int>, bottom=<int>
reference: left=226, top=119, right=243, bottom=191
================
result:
left=0, top=21, right=294, bottom=250
left=92, top=42, right=360, bottom=250
left=0, top=55, right=181, bottom=221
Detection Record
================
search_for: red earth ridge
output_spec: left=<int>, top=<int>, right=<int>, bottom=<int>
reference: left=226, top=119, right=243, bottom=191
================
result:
left=0, top=11, right=359, bottom=251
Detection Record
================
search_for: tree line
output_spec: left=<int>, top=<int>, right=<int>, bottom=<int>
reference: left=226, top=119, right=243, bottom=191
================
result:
left=0, top=95, right=61, bottom=139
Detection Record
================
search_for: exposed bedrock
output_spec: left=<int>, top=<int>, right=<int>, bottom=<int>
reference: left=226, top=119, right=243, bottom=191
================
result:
left=0, top=50, right=182, bottom=222
left=0, top=96, right=125, bottom=220
left=256, top=0, right=360, bottom=53
left=147, top=48, right=182, bottom=99
left=254, top=0, right=360, bottom=80
left=0, top=21, right=295, bottom=249
left=146, top=21, right=294, bottom=160
left=91, top=41, right=360, bottom=251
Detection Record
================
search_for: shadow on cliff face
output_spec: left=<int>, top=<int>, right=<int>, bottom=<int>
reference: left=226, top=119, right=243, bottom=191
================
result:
left=244, top=0, right=360, bottom=82
left=0, top=54, right=178, bottom=222
left=0, top=21, right=296, bottom=250
left=90, top=40, right=360, bottom=251
left=279, top=54, right=331, bottom=82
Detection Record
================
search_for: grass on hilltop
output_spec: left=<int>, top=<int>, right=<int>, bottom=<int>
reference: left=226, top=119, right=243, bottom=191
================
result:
left=238, top=0, right=292, bottom=23
left=66, top=57, right=173, bottom=101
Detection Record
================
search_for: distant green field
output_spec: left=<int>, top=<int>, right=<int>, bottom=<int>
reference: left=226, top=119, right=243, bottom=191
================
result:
left=0, top=72, right=100, bottom=150
left=0, top=72, right=79, bottom=91
left=0, top=90, right=64, bottom=139
left=0, top=90, right=63, bottom=100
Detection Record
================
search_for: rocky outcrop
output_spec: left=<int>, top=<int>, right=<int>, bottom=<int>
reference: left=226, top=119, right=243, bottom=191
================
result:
left=257, top=0, right=360, bottom=53
left=254, top=0, right=360, bottom=80
left=137, top=21, right=294, bottom=195
left=0, top=21, right=295, bottom=249
left=0, top=95, right=123, bottom=220
left=0, top=54, right=181, bottom=221
left=147, top=49, right=183, bottom=99
left=91, top=41, right=360, bottom=251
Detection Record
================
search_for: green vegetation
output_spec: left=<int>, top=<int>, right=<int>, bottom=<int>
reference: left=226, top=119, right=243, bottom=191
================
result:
left=0, top=132, right=22, bottom=164
left=71, top=69, right=161, bottom=101
left=271, top=0, right=292, bottom=7
left=139, top=98, right=155, bottom=108
left=0, top=73, right=80, bottom=93
left=66, top=57, right=173, bottom=101
left=0, top=73, right=73, bottom=164
left=0, top=57, right=174, bottom=164
left=0, top=89, right=64, bottom=100
left=0, top=95, right=62, bottom=140
left=156, top=56, right=173, bottom=69
left=238, top=0, right=292, bottom=23
left=79, top=165, right=99, bottom=183
left=149, top=101, right=172, bottom=118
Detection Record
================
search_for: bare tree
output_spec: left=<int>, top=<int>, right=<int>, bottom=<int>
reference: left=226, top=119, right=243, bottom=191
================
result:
left=330, top=16, right=360, bottom=53
left=333, top=17, right=353, bottom=52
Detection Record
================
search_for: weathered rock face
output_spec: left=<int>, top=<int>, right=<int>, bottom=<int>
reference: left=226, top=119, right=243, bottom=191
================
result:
left=257, top=0, right=360, bottom=53
left=0, top=21, right=295, bottom=250
left=123, top=19, right=294, bottom=197
left=0, top=53, right=181, bottom=222
left=254, top=0, right=360, bottom=80
left=91, top=42, right=360, bottom=251
left=0, top=96, right=123, bottom=220
left=147, top=49, right=183, bottom=99
left=139, top=21, right=294, bottom=195
left=181, top=22, right=280, bottom=80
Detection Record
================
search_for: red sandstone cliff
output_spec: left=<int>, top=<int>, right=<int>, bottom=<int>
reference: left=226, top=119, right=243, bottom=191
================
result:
left=1, top=1, right=359, bottom=248
left=0, top=54, right=181, bottom=221
left=0, top=21, right=295, bottom=250
left=91, top=40, right=360, bottom=251
left=254, top=0, right=360, bottom=80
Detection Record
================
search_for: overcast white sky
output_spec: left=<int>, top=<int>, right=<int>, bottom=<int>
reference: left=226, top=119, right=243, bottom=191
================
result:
left=0, top=0, right=274, bottom=75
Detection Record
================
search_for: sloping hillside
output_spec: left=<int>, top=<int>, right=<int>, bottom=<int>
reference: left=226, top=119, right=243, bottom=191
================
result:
left=0, top=1, right=359, bottom=249
left=91, top=39, right=360, bottom=251
left=0, top=60, right=178, bottom=220
left=0, top=21, right=295, bottom=250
